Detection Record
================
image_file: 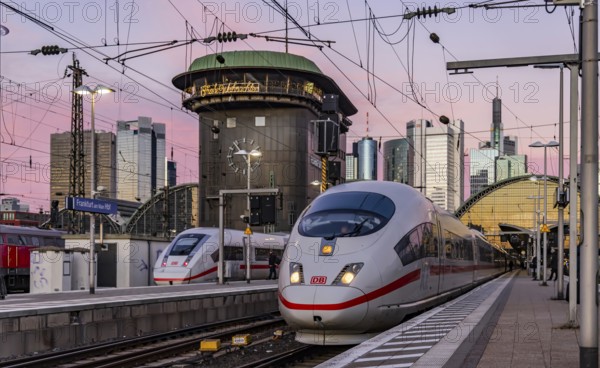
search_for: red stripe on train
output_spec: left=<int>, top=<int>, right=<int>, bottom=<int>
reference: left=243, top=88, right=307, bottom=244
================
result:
left=279, top=269, right=421, bottom=311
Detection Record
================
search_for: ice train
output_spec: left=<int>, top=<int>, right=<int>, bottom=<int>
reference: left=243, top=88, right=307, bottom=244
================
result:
left=278, top=181, right=507, bottom=345
left=153, top=227, right=287, bottom=285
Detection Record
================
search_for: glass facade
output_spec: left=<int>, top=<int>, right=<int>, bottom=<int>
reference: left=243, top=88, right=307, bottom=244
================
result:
left=50, top=130, right=116, bottom=207
left=495, top=155, right=527, bottom=181
left=383, top=138, right=410, bottom=184
left=469, top=148, right=499, bottom=196
left=116, top=117, right=166, bottom=203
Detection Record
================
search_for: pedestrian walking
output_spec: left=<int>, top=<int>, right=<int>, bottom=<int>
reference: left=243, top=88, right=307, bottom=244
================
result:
left=267, top=251, right=279, bottom=280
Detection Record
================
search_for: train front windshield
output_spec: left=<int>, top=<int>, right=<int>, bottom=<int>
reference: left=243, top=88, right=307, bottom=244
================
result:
left=168, top=233, right=210, bottom=256
left=298, top=191, right=395, bottom=238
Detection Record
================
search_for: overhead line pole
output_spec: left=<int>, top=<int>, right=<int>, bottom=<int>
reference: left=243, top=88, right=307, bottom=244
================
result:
left=579, top=1, right=598, bottom=366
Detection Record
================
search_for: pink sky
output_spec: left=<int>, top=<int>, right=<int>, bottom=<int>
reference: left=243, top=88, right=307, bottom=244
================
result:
left=0, top=1, right=581, bottom=211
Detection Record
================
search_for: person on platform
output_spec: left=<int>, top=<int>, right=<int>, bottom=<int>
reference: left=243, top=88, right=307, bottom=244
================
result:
left=508, top=259, right=514, bottom=272
left=267, top=251, right=279, bottom=280
left=549, top=251, right=558, bottom=281
left=530, top=256, right=537, bottom=280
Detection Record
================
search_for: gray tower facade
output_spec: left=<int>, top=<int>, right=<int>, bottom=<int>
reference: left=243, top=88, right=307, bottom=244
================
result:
left=357, top=137, right=378, bottom=180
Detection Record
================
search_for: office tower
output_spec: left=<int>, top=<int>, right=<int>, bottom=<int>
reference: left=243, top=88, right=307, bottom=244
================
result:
left=116, top=117, right=166, bottom=203
left=383, top=138, right=411, bottom=184
left=407, top=119, right=464, bottom=211
left=50, top=131, right=116, bottom=207
left=357, top=137, right=377, bottom=180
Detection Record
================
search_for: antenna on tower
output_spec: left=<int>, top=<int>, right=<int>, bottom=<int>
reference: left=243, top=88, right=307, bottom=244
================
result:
left=366, top=112, right=369, bottom=137
left=496, top=75, right=499, bottom=98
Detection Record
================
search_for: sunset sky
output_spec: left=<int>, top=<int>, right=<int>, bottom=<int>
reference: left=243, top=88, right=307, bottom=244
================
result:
left=0, top=1, right=583, bottom=211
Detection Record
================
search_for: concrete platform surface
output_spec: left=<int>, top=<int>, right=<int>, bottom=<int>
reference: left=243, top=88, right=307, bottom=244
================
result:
left=474, top=271, right=579, bottom=368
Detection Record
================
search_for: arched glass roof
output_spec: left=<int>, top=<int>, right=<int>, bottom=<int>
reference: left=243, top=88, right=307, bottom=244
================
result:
left=456, top=174, right=587, bottom=253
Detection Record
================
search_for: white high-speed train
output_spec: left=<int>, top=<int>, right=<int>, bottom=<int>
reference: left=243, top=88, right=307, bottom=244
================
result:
left=153, top=227, right=287, bottom=285
left=278, top=181, right=507, bottom=345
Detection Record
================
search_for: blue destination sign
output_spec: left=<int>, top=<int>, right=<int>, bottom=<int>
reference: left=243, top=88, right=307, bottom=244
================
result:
left=66, top=197, right=117, bottom=215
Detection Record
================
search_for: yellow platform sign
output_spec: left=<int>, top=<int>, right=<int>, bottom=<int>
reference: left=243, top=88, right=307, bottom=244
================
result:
left=540, top=224, right=550, bottom=233
left=244, top=227, right=253, bottom=235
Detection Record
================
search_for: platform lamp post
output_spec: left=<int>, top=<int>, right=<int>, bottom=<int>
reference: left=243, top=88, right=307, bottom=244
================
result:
left=74, top=84, right=114, bottom=294
left=527, top=177, right=543, bottom=281
left=529, top=141, right=559, bottom=286
left=234, top=149, right=262, bottom=283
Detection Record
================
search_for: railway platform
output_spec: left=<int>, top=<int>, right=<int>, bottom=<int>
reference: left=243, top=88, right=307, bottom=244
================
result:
left=0, top=280, right=279, bottom=358
left=319, top=270, right=579, bottom=367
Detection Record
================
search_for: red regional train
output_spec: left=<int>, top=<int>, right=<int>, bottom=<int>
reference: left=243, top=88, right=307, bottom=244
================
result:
left=0, top=225, right=65, bottom=293
left=279, top=181, right=508, bottom=345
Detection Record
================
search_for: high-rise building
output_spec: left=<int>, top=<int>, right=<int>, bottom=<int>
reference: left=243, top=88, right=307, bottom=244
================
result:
left=469, top=93, right=526, bottom=196
left=495, top=154, right=528, bottom=181
left=357, top=137, right=377, bottom=180
left=345, top=154, right=357, bottom=181
left=167, top=159, right=177, bottom=187
left=50, top=130, right=116, bottom=207
left=469, top=147, right=499, bottom=195
left=116, top=117, right=166, bottom=203
left=383, top=138, right=410, bottom=184
left=406, top=119, right=464, bottom=211
left=491, top=95, right=504, bottom=154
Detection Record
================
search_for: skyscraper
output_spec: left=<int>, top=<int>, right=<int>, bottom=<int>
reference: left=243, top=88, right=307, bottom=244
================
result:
left=406, top=119, right=464, bottom=211
left=50, top=130, right=116, bottom=207
left=383, top=138, right=410, bottom=184
left=469, top=93, right=527, bottom=196
left=116, top=117, right=166, bottom=203
left=357, top=137, right=377, bottom=180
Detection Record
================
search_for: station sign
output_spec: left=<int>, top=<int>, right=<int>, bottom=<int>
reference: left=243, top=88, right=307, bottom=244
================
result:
left=65, top=197, right=117, bottom=215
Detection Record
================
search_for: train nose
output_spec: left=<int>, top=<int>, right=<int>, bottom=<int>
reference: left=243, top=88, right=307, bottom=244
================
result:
left=279, top=285, right=368, bottom=330
left=153, top=267, right=192, bottom=285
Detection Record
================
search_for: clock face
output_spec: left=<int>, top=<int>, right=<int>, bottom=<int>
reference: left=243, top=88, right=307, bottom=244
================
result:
left=227, top=137, right=261, bottom=175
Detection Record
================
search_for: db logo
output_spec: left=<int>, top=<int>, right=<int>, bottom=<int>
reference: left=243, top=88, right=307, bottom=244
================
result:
left=310, top=276, right=327, bottom=284
left=171, top=261, right=178, bottom=265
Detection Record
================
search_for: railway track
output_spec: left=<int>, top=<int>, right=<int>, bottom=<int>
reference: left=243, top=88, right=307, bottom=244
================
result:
left=0, top=312, right=283, bottom=368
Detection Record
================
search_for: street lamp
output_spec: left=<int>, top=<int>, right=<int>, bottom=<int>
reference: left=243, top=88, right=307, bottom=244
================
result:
left=74, top=84, right=114, bottom=294
left=529, top=140, right=559, bottom=286
left=234, top=148, right=262, bottom=283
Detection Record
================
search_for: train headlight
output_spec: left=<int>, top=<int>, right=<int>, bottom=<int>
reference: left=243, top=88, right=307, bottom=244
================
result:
left=333, top=263, right=364, bottom=285
left=289, top=262, right=304, bottom=284
left=161, top=258, right=167, bottom=267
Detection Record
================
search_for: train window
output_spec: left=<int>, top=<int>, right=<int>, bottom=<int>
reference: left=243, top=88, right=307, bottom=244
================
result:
left=6, top=234, right=21, bottom=245
left=479, top=239, right=493, bottom=263
left=298, top=211, right=385, bottom=238
left=224, top=246, right=243, bottom=261
left=168, top=234, right=208, bottom=256
left=305, top=191, right=395, bottom=218
left=255, top=248, right=283, bottom=261
left=425, top=224, right=438, bottom=257
left=298, top=192, right=394, bottom=238
left=394, top=223, right=431, bottom=266
left=30, top=236, right=41, bottom=246
left=210, top=247, right=245, bottom=261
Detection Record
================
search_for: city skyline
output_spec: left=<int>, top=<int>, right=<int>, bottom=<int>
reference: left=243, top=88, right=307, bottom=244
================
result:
left=0, top=1, right=577, bottom=211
